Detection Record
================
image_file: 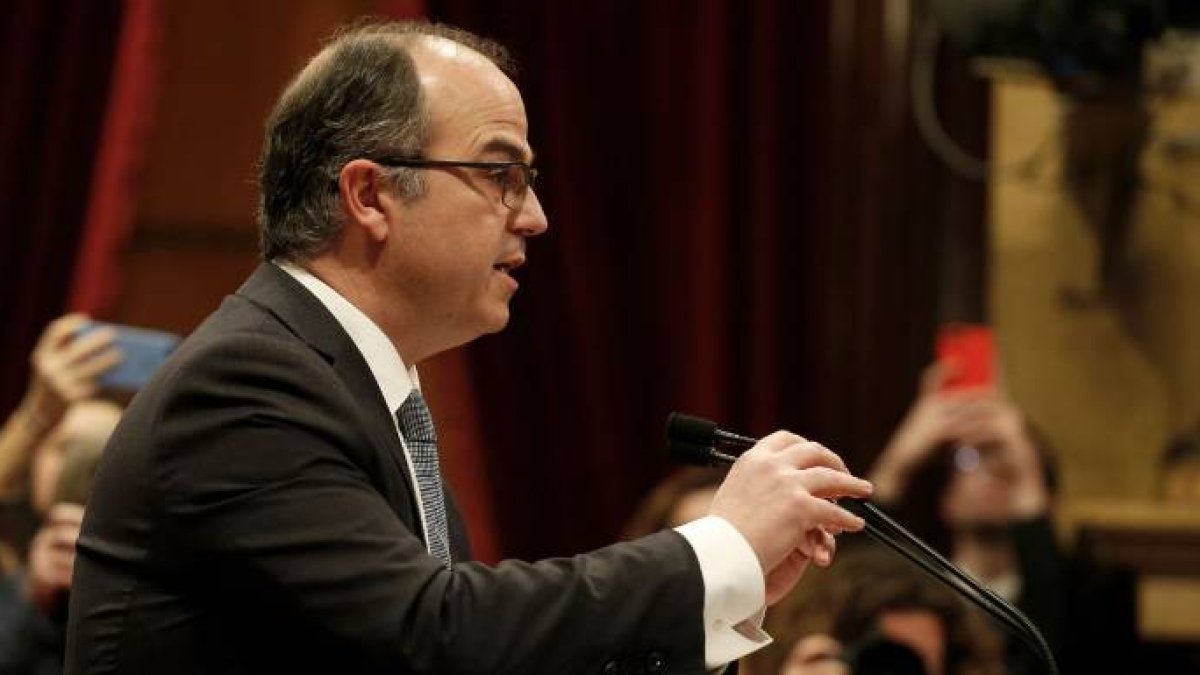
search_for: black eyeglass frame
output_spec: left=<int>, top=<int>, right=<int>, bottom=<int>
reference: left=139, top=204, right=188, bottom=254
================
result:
left=370, top=156, right=539, bottom=209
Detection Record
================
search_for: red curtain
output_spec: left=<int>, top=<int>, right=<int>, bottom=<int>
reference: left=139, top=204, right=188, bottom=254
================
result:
left=68, top=0, right=163, bottom=315
left=377, top=0, right=426, bottom=20
left=423, top=0, right=990, bottom=560
left=0, top=1, right=125, bottom=414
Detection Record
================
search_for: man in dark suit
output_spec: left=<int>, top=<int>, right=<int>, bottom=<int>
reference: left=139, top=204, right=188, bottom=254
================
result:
left=64, top=21, right=873, bottom=674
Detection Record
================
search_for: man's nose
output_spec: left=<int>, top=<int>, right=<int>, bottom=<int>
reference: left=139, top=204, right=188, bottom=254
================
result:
left=512, top=187, right=548, bottom=237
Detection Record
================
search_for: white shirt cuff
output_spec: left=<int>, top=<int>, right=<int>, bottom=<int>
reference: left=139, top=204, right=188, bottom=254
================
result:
left=674, top=515, right=773, bottom=669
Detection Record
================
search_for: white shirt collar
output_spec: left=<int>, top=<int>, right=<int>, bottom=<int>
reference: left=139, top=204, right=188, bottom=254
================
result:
left=276, top=261, right=419, bottom=413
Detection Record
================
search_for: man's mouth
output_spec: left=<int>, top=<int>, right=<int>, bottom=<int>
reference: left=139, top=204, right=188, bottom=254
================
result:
left=493, top=256, right=525, bottom=273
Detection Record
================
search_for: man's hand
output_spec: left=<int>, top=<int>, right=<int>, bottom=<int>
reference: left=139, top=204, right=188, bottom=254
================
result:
left=709, top=431, right=872, bottom=605
left=25, top=502, right=84, bottom=614
left=22, top=314, right=121, bottom=432
left=763, top=532, right=835, bottom=606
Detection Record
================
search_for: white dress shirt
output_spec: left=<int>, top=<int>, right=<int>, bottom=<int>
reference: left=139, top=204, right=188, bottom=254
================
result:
left=277, top=261, right=770, bottom=667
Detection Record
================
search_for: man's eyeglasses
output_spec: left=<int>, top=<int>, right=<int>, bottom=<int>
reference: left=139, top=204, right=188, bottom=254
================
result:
left=372, top=157, right=539, bottom=209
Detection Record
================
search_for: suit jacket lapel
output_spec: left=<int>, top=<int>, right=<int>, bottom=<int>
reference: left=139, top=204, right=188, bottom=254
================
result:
left=233, top=264, right=425, bottom=538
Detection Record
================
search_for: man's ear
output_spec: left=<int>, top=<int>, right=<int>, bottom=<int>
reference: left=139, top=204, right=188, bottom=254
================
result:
left=337, top=159, right=392, bottom=243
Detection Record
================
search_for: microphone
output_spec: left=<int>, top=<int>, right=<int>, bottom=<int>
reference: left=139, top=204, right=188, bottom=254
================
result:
left=664, top=412, right=1060, bottom=675
left=666, top=413, right=755, bottom=465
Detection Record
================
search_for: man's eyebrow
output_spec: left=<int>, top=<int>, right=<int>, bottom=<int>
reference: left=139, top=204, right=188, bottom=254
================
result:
left=480, top=137, right=534, bottom=164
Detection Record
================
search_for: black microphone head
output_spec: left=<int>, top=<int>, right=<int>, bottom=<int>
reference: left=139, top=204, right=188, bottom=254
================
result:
left=666, top=413, right=721, bottom=467
left=666, top=412, right=718, bottom=447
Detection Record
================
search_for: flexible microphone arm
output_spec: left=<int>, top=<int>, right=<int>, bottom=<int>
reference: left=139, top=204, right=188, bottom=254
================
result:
left=665, top=413, right=1060, bottom=675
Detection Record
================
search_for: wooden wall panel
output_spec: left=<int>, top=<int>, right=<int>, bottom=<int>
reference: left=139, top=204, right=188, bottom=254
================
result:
left=989, top=76, right=1200, bottom=502
left=114, top=0, right=369, bottom=334
left=113, top=237, right=257, bottom=334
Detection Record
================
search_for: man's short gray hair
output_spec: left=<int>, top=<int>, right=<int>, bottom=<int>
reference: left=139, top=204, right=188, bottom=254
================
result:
left=256, top=20, right=515, bottom=261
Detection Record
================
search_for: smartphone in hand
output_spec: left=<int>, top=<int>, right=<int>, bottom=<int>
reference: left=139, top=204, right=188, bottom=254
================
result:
left=936, top=323, right=994, bottom=392
left=78, top=322, right=181, bottom=391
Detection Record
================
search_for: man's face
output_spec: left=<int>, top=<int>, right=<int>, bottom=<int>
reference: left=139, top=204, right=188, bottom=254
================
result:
left=380, top=38, right=548, bottom=355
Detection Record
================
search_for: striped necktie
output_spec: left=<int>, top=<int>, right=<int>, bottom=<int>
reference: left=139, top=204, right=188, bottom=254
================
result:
left=396, top=390, right=451, bottom=567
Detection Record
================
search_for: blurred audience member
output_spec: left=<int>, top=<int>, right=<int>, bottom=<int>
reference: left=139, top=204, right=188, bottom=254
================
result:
left=868, top=362, right=1137, bottom=675
left=623, top=467, right=725, bottom=538
left=0, top=410, right=112, bottom=675
left=869, top=363, right=1054, bottom=595
left=745, top=544, right=1004, bottom=675
left=0, top=315, right=120, bottom=566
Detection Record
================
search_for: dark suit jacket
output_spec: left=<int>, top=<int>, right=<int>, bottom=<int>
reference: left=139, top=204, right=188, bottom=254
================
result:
left=65, top=264, right=705, bottom=675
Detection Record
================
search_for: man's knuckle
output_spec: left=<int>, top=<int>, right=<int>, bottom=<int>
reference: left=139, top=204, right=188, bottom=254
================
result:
left=790, top=487, right=813, bottom=507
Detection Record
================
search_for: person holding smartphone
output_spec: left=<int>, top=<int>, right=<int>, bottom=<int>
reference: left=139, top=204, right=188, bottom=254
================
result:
left=0, top=315, right=121, bottom=563
left=0, top=314, right=124, bottom=673
left=867, top=355, right=1138, bottom=675
left=0, top=409, right=117, bottom=675
left=867, top=360, right=1062, bottom=675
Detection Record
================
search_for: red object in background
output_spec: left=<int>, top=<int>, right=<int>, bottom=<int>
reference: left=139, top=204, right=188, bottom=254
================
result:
left=937, top=324, right=995, bottom=391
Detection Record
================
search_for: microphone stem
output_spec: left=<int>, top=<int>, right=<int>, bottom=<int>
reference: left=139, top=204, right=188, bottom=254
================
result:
left=845, top=500, right=1060, bottom=675
left=709, top=449, right=740, bottom=464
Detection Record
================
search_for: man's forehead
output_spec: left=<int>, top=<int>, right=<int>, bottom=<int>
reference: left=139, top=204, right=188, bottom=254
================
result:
left=408, top=34, right=511, bottom=84
left=407, top=36, right=531, bottom=159
left=410, top=34, right=490, bottom=66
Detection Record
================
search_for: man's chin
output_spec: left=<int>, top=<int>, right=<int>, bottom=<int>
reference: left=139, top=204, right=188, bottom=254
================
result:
left=478, top=305, right=512, bottom=335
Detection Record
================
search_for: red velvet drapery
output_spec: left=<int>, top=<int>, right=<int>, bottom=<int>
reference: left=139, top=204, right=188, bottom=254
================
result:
left=0, top=1, right=126, bottom=414
left=68, top=0, right=163, bottom=316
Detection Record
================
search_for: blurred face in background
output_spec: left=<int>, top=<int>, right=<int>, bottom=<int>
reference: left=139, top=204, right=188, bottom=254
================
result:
left=666, top=486, right=718, bottom=527
left=940, top=444, right=1015, bottom=527
left=780, top=609, right=947, bottom=675
left=781, top=635, right=846, bottom=675
left=31, top=401, right=121, bottom=514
